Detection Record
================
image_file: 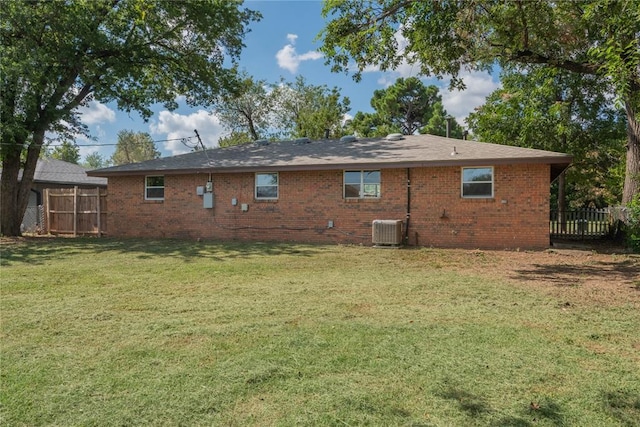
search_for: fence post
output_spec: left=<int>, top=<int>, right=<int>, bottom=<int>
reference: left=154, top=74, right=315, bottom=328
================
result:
left=73, top=186, right=78, bottom=237
left=558, top=209, right=566, bottom=233
left=44, top=188, right=50, bottom=234
left=96, top=187, right=101, bottom=237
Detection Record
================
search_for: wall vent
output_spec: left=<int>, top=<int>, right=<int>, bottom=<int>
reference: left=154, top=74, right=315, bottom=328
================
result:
left=372, top=220, right=403, bottom=246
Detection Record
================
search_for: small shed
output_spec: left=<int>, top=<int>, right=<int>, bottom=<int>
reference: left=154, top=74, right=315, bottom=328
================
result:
left=18, top=159, right=107, bottom=232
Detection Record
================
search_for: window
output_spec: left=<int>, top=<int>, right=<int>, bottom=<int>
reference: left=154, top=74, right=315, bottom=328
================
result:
left=462, top=167, right=493, bottom=198
left=145, top=176, right=164, bottom=200
left=255, top=172, right=278, bottom=199
left=344, top=170, right=381, bottom=199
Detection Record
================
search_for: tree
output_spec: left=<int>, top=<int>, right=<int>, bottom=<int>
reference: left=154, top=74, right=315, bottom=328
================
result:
left=0, top=1, right=259, bottom=236
left=419, top=102, right=464, bottom=139
left=48, top=141, right=80, bottom=164
left=343, top=111, right=395, bottom=137
left=468, top=68, right=626, bottom=208
left=214, top=74, right=276, bottom=142
left=369, top=77, right=442, bottom=135
left=111, top=131, right=160, bottom=166
left=319, top=0, right=640, bottom=204
left=273, top=76, right=350, bottom=139
left=344, top=77, right=463, bottom=138
left=83, top=151, right=110, bottom=169
left=213, top=75, right=350, bottom=142
left=218, top=132, right=253, bottom=148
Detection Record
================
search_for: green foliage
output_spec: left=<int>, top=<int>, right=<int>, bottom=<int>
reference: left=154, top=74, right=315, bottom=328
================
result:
left=83, top=151, right=110, bottom=169
left=218, top=132, right=253, bottom=148
left=319, top=0, right=640, bottom=203
left=420, top=102, right=465, bottom=139
left=625, top=195, right=640, bottom=252
left=583, top=0, right=640, bottom=108
left=273, top=76, right=351, bottom=139
left=343, top=111, right=397, bottom=137
left=110, top=130, right=160, bottom=165
left=468, top=68, right=627, bottom=208
left=345, top=77, right=463, bottom=138
left=214, top=73, right=275, bottom=141
left=214, top=75, right=350, bottom=141
left=370, top=77, right=441, bottom=135
left=0, top=0, right=260, bottom=235
left=48, top=141, right=80, bottom=164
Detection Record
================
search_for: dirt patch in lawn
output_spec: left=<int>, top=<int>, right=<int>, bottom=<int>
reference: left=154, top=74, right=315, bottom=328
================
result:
left=442, top=245, right=640, bottom=307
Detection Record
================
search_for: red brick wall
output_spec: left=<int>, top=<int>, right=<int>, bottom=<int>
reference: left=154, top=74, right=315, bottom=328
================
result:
left=408, top=164, right=550, bottom=249
left=106, top=164, right=551, bottom=249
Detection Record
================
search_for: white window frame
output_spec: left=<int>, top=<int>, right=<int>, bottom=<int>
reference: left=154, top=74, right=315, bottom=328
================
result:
left=461, top=167, right=494, bottom=198
left=255, top=172, right=278, bottom=200
left=145, top=175, right=165, bottom=200
left=344, top=170, right=381, bottom=199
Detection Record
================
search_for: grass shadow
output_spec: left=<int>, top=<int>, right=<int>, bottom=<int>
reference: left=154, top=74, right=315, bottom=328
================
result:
left=436, top=386, right=492, bottom=417
left=436, top=384, right=568, bottom=426
left=603, top=390, right=640, bottom=426
left=0, top=236, right=322, bottom=267
left=493, top=416, right=532, bottom=427
left=527, top=398, right=565, bottom=425
left=512, top=259, right=640, bottom=287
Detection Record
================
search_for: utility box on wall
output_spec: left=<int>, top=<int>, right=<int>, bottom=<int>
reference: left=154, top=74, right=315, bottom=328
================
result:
left=203, top=193, right=214, bottom=209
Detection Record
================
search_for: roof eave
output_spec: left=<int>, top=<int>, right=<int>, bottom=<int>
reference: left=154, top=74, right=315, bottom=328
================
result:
left=88, top=155, right=572, bottom=178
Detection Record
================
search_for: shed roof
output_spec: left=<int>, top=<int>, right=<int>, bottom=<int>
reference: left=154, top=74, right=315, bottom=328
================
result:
left=7, top=158, right=107, bottom=186
left=89, top=134, right=572, bottom=180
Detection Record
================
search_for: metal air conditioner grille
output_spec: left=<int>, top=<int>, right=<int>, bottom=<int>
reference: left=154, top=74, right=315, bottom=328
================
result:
left=372, top=220, right=403, bottom=246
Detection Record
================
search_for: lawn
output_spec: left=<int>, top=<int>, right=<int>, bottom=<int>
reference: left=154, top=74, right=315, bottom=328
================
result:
left=1, top=238, right=639, bottom=426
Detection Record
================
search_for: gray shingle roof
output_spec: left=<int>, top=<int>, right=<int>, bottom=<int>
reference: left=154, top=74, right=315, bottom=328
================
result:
left=29, top=158, right=107, bottom=186
left=88, top=134, right=571, bottom=178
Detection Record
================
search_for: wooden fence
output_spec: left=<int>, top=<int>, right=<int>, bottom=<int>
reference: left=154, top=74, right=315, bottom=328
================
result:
left=550, top=208, right=611, bottom=240
left=44, top=187, right=107, bottom=236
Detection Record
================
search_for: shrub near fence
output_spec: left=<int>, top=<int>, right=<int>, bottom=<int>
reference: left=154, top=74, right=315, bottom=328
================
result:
left=550, top=208, right=611, bottom=240
left=44, top=187, right=107, bottom=236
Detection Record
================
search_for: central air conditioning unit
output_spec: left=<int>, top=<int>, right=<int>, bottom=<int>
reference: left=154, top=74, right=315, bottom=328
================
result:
left=372, top=220, right=403, bottom=246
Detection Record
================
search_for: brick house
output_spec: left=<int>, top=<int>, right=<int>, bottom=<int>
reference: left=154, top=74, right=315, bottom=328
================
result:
left=89, top=134, right=571, bottom=249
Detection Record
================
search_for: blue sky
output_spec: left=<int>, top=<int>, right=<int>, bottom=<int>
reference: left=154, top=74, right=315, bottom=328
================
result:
left=73, top=0, right=501, bottom=161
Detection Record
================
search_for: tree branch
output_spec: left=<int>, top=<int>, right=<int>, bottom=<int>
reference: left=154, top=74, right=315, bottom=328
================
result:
left=509, top=50, right=600, bottom=75
left=516, top=0, right=529, bottom=49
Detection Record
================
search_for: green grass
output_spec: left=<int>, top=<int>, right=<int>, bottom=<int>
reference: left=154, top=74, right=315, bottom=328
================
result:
left=1, top=239, right=639, bottom=426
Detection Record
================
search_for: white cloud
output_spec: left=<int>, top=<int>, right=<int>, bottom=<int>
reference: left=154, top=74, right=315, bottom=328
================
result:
left=439, top=71, right=501, bottom=126
left=79, top=101, right=116, bottom=125
left=276, top=33, right=323, bottom=74
left=150, top=110, right=225, bottom=155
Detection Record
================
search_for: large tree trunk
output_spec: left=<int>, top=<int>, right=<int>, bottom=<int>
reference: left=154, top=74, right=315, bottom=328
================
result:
left=0, top=130, right=46, bottom=237
left=622, top=102, right=640, bottom=204
left=1, top=148, right=24, bottom=236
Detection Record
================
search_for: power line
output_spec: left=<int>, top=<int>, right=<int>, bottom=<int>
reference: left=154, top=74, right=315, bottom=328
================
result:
left=0, top=135, right=196, bottom=148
